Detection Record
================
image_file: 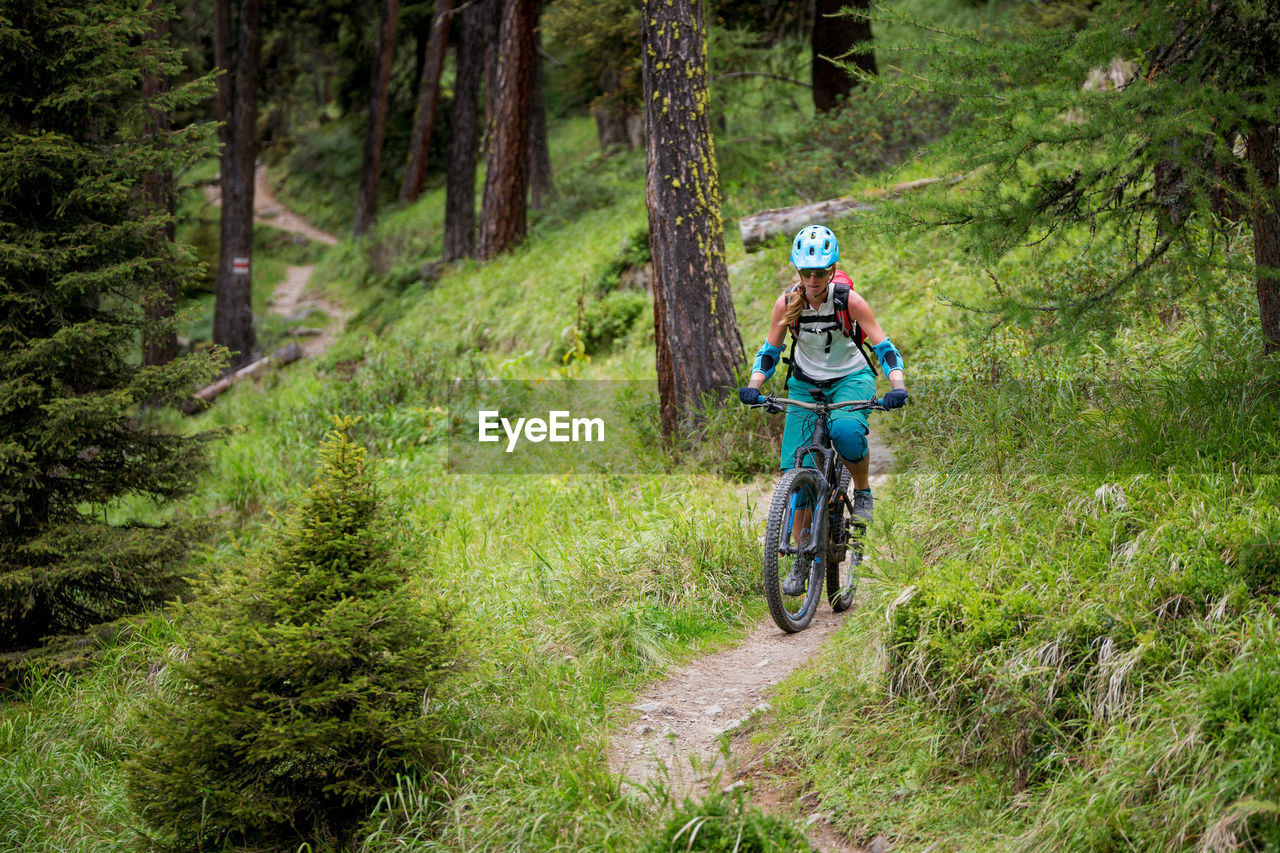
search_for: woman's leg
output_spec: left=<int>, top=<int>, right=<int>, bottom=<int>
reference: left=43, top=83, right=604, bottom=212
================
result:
left=846, top=454, right=870, bottom=490
left=778, top=378, right=819, bottom=471
left=829, top=369, right=878, bottom=520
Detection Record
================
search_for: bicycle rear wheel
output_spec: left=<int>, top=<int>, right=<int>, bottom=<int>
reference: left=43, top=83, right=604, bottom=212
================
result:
left=763, top=467, right=826, bottom=633
left=826, top=469, right=858, bottom=612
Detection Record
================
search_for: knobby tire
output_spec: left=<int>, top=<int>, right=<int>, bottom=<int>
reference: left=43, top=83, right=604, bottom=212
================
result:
left=763, top=467, right=826, bottom=633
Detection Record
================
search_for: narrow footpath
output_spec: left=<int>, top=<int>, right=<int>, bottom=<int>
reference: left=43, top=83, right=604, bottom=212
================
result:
left=608, top=433, right=896, bottom=853
left=204, top=165, right=346, bottom=358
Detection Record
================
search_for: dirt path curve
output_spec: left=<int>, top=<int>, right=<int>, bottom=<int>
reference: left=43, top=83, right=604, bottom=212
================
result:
left=204, top=164, right=340, bottom=247
left=609, top=433, right=895, bottom=852
left=204, top=166, right=347, bottom=358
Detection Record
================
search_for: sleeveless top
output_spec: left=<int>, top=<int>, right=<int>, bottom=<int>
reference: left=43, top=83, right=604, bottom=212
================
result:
left=789, top=281, right=869, bottom=381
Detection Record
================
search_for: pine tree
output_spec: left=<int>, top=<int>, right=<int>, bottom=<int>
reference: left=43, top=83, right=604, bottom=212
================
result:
left=0, top=1, right=223, bottom=652
left=125, top=419, right=458, bottom=852
left=875, top=0, right=1280, bottom=353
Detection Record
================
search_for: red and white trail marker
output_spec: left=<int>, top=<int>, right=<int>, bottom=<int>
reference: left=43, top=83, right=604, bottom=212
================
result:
left=232, top=256, right=250, bottom=275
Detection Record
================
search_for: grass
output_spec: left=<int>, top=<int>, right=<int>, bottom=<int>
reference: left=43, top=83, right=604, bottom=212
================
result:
left=0, top=617, right=179, bottom=853
left=735, top=225, right=1280, bottom=850
left=10, top=0, right=1280, bottom=849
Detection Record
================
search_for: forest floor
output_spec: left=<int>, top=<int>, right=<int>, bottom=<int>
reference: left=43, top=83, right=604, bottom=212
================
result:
left=204, top=165, right=346, bottom=359
left=609, top=433, right=896, bottom=853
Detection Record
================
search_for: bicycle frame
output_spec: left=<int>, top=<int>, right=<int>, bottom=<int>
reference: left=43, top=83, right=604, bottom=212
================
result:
left=760, top=393, right=883, bottom=566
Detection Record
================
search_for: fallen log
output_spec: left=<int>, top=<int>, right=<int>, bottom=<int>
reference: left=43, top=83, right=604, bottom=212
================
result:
left=184, top=341, right=303, bottom=414
left=737, top=175, right=954, bottom=251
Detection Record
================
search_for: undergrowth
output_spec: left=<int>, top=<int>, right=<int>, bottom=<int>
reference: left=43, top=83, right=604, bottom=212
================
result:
left=13, top=1, right=1272, bottom=850
left=744, top=233, right=1280, bottom=850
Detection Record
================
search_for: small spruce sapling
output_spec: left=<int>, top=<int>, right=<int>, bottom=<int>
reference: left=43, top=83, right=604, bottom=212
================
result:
left=126, top=417, right=458, bottom=851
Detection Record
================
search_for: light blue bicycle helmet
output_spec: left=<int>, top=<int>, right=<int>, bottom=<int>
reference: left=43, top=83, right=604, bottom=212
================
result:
left=790, top=224, right=839, bottom=269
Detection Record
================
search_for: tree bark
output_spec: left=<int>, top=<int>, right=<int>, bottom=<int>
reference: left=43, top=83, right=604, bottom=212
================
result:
left=353, top=0, right=401, bottom=236
left=477, top=0, right=536, bottom=259
left=443, top=0, right=489, bottom=261
left=812, top=0, right=875, bottom=113
left=398, top=0, right=453, bottom=205
left=1249, top=122, right=1280, bottom=356
left=642, top=0, right=743, bottom=437
left=527, top=27, right=556, bottom=210
left=593, top=66, right=634, bottom=153
left=142, top=0, right=177, bottom=368
left=213, top=0, right=261, bottom=370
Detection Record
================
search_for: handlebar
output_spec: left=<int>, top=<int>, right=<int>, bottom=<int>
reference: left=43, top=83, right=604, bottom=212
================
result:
left=752, top=395, right=886, bottom=414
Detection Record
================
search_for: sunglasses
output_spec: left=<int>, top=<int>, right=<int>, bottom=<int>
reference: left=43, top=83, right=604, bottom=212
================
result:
left=797, top=267, right=833, bottom=280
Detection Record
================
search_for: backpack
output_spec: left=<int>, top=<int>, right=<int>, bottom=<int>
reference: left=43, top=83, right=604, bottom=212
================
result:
left=783, top=271, right=878, bottom=386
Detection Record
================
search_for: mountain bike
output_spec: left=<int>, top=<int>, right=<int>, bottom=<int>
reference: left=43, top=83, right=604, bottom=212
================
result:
left=751, top=393, right=886, bottom=633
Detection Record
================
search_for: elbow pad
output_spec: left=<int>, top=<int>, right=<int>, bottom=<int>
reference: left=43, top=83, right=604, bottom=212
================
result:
left=873, top=338, right=904, bottom=377
left=752, top=340, right=784, bottom=380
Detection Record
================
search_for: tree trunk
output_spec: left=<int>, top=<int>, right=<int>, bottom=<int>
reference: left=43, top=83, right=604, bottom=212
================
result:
left=812, top=0, right=875, bottom=113
left=527, top=28, right=556, bottom=210
left=142, top=0, right=177, bottom=368
left=443, top=0, right=489, bottom=261
left=592, top=66, right=633, bottom=153
left=484, top=5, right=499, bottom=140
left=1249, top=122, right=1280, bottom=356
left=642, top=0, right=744, bottom=437
left=737, top=176, right=950, bottom=249
left=213, top=0, right=261, bottom=370
left=399, top=0, right=453, bottom=205
left=477, top=0, right=536, bottom=259
left=353, top=0, right=401, bottom=236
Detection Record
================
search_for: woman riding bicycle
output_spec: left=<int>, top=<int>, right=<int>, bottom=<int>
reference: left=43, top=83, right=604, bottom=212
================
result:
left=738, top=224, right=908, bottom=594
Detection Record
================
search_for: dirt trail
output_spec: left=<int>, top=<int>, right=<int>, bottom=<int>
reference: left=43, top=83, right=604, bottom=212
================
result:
left=204, top=165, right=346, bottom=358
left=204, top=164, right=339, bottom=247
left=609, top=433, right=895, bottom=853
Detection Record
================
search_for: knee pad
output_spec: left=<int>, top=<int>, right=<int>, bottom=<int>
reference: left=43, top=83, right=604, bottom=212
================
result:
left=830, top=419, right=868, bottom=463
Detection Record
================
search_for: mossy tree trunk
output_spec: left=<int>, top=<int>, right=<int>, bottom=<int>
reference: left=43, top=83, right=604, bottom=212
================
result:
left=213, top=0, right=261, bottom=370
left=399, top=0, right=453, bottom=206
left=812, top=0, right=876, bottom=113
left=642, top=0, right=744, bottom=437
left=477, top=0, right=536, bottom=259
left=353, top=0, right=400, bottom=236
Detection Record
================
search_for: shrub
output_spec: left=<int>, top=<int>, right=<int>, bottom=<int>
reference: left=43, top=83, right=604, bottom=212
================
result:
left=125, top=418, right=459, bottom=851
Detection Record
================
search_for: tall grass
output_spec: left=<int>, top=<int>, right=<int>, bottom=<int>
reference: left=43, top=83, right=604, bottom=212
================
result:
left=0, top=617, right=179, bottom=853
left=739, top=227, right=1280, bottom=850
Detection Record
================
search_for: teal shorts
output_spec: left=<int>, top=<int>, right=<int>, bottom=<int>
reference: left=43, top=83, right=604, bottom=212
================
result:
left=780, top=369, right=877, bottom=470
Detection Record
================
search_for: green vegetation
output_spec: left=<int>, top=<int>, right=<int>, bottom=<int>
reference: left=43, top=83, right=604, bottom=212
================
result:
left=125, top=419, right=458, bottom=851
left=640, top=790, right=812, bottom=852
left=0, top=0, right=224, bottom=653
left=4, top=1, right=1279, bottom=851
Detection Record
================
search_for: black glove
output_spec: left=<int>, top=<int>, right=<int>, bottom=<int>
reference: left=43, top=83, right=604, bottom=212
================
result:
left=738, top=386, right=761, bottom=406
left=882, top=388, right=908, bottom=409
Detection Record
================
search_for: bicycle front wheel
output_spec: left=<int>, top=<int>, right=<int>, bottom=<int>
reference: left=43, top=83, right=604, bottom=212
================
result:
left=763, top=467, right=826, bottom=633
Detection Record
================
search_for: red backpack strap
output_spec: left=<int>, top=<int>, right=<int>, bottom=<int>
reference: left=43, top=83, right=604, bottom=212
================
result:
left=831, top=273, right=878, bottom=375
